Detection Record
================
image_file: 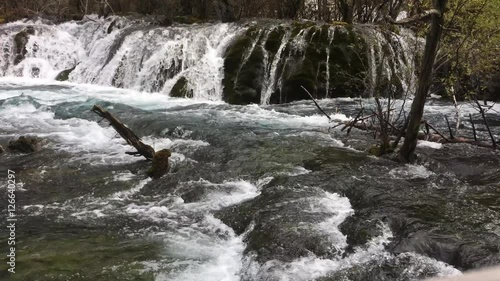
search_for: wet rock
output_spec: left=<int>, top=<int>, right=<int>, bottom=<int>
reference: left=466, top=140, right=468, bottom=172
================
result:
left=218, top=183, right=345, bottom=263
left=223, top=27, right=267, bottom=105
left=107, top=19, right=118, bottom=34
left=221, top=22, right=411, bottom=104
left=8, top=136, right=43, bottom=153
left=339, top=213, right=384, bottom=251
left=170, top=77, right=193, bottom=98
left=55, top=66, right=77, bottom=81
left=147, top=149, right=171, bottom=179
left=14, top=26, right=36, bottom=65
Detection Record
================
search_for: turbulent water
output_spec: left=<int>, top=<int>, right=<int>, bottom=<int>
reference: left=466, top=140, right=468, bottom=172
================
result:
left=0, top=16, right=420, bottom=104
left=0, top=77, right=499, bottom=280
left=0, top=15, right=499, bottom=281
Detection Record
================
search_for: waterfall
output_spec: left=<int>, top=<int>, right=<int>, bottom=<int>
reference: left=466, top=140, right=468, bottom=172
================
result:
left=0, top=16, right=421, bottom=104
left=0, top=16, right=244, bottom=101
left=260, top=30, right=291, bottom=105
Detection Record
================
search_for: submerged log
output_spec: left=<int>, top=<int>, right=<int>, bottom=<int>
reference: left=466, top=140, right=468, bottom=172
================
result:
left=92, top=105, right=155, bottom=160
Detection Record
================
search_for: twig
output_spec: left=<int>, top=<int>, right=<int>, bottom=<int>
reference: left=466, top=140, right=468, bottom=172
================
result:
left=473, top=96, right=496, bottom=148
left=469, top=113, right=477, bottom=142
left=445, top=115, right=454, bottom=140
left=301, top=86, right=331, bottom=121
left=425, top=121, right=449, bottom=142
left=347, top=108, right=364, bottom=135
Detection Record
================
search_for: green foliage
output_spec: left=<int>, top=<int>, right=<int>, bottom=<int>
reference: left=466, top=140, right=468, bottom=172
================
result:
left=439, top=0, right=500, bottom=98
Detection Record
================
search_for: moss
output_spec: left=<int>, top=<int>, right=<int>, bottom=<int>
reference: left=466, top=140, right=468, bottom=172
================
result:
left=278, top=57, right=317, bottom=103
left=2, top=231, right=160, bottom=280
left=223, top=28, right=266, bottom=104
left=264, top=27, right=286, bottom=53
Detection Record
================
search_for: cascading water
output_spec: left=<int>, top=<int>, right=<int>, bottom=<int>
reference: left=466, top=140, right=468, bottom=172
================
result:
left=0, top=16, right=244, bottom=101
left=0, top=16, right=421, bottom=104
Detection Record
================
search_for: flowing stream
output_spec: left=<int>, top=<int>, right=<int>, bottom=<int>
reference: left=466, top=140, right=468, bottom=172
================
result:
left=0, top=16, right=499, bottom=281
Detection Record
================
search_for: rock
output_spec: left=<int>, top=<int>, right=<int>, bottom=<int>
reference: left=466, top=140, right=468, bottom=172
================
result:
left=55, top=66, right=76, bottom=81
left=147, top=149, right=171, bottom=179
left=0, top=145, right=4, bottom=154
left=223, top=26, right=266, bottom=104
left=8, top=136, right=43, bottom=153
left=13, top=26, right=36, bottom=65
left=170, top=77, right=192, bottom=98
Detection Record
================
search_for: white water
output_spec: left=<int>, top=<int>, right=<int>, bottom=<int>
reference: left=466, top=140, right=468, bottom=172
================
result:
left=0, top=16, right=420, bottom=104
left=0, top=17, right=244, bottom=101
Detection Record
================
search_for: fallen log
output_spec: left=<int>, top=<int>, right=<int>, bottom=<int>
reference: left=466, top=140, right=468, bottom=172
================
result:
left=92, top=105, right=171, bottom=178
left=92, top=105, right=155, bottom=160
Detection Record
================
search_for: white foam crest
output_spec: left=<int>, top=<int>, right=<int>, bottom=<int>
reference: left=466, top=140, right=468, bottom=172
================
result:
left=177, top=179, right=260, bottom=212
left=418, top=140, right=443, bottom=149
left=316, top=192, right=354, bottom=250
left=0, top=24, right=86, bottom=79
left=389, top=164, right=435, bottom=179
left=110, top=178, right=152, bottom=201
left=0, top=103, right=137, bottom=164
left=243, top=223, right=461, bottom=281
left=156, top=215, right=245, bottom=281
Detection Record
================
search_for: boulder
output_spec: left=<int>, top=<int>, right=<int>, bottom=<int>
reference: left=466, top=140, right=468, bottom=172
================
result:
left=55, top=66, right=76, bottom=81
left=8, top=136, right=43, bottom=153
left=147, top=149, right=171, bottom=179
left=14, top=26, right=36, bottom=65
left=170, top=77, right=192, bottom=98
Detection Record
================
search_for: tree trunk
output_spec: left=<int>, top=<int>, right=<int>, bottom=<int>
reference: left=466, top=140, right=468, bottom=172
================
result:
left=182, top=0, right=192, bottom=15
left=399, top=0, right=448, bottom=162
left=338, top=0, right=354, bottom=23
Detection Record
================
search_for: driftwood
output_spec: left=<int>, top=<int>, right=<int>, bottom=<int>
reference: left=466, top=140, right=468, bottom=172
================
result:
left=92, top=105, right=155, bottom=160
left=92, top=105, right=171, bottom=178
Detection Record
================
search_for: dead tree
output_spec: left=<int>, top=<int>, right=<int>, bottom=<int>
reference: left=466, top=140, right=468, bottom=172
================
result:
left=92, top=105, right=155, bottom=160
left=399, top=0, right=448, bottom=162
left=92, top=105, right=171, bottom=178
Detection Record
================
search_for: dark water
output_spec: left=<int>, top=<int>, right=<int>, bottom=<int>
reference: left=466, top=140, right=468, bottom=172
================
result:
left=0, top=80, right=499, bottom=280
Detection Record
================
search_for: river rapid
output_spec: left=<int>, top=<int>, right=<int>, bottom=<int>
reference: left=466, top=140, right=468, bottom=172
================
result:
left=0, top=77, right=499, bottom=281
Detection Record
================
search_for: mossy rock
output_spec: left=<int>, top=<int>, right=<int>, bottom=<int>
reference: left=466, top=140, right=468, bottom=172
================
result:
left=264, top=27, right=286, bottom=53
left=223, top=28, right=266, bottom=104
left=55, top=66, right=76, bottom=81
left=0, top=17, right=6, bottom=24
left=170, top=77, right=192, bottom=98
left=13, top=26, right=35, bottom=65
left=147, top=149, right=171, bottom=179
